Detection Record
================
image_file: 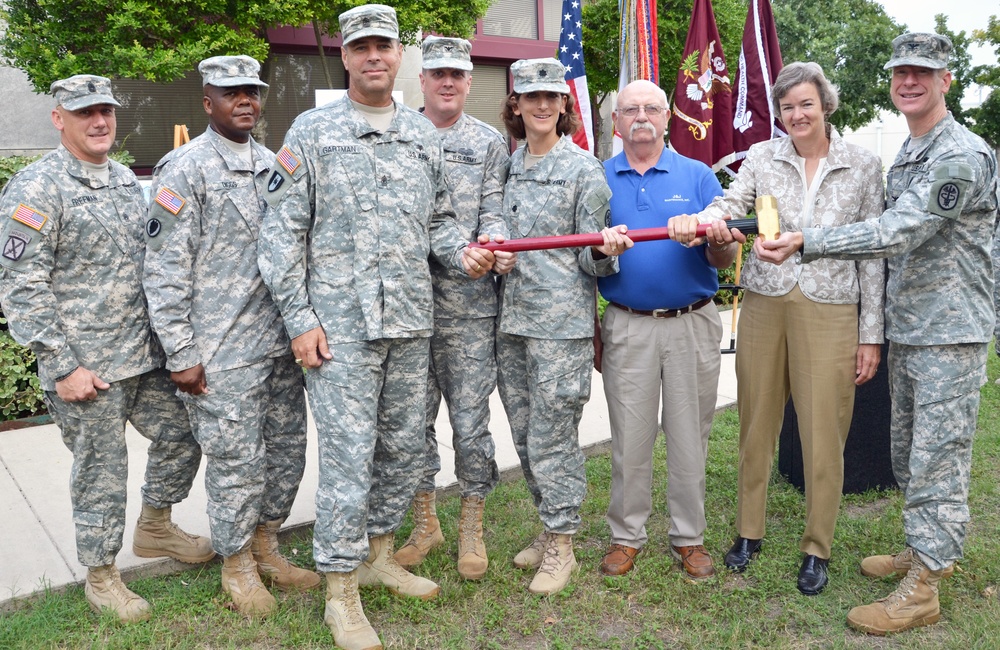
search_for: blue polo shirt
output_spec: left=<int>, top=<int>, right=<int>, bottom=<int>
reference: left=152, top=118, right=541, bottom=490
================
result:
left=598, top=147, right=723, bottom=311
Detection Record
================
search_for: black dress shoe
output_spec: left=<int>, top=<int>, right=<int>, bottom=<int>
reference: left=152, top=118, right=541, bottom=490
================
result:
left=797, top=554, right=829, bottom=595
left=724, top=537, right=762, bottom=572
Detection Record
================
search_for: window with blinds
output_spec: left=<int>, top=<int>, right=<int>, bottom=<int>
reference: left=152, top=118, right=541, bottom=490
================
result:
left=542, top=0, right=563, bottom=42
left=481, top=0, right=538, bottom=39
left=112, top=53, right=345, bottom=168
left=465, top=64, right=511, bottom=137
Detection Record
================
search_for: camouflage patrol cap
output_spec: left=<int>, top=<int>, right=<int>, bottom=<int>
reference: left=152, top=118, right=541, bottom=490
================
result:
left=339, top=4, right=399, bottom=45
left=511, top=58, right=570, bottom=94
left=50, top=75, right=121, bottom=110
left=198, top=55, right=269, bottom=88
left=883, top=32, right=953, bottom=70
left=422, top=36, right=473, bottom=71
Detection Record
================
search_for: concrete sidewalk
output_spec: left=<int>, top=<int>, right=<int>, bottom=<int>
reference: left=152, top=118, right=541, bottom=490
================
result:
left=0, top=312, right=738, bottom=607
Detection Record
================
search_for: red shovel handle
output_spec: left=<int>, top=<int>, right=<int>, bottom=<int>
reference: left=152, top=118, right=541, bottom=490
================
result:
left=471, top=217, right=758, bottom=252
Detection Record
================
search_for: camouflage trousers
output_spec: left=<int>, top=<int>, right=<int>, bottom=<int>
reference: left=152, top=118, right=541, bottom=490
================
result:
left=307, top=337, right=429, bottom=573
left=496, top=333, right=591, bottom=534
left=419, top=316, right=500, bottom=497
left=179, top=355, right=307, bottom=557
left=888, top=341, right=987, bottom=570
left=44, top=367, right=201, bottom=568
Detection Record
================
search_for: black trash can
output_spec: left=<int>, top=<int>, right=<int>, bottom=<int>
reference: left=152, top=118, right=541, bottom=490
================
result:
left=777, top=341, right=897, bottom=494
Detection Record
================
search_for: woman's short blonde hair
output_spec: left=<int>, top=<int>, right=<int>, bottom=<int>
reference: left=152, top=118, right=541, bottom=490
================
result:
left=771, top=61, right=840, bottom=119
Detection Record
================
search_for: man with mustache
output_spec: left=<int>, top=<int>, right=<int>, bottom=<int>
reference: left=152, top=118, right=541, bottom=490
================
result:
left=258, top=5, right=492, bottom=648
left=596, top=79, right=736, bottom=581
left=0, top=75, right=212, bottom=622
left=143, top=55, right=318, bottom=618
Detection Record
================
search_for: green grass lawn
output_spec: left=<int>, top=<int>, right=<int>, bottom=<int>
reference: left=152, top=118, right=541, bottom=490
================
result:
left=4, top=355, right=1000, bottom=649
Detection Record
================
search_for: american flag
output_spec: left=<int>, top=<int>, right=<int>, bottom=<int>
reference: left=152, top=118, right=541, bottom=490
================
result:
left=154, top=187, right=185, bottom=215
left=12, top=204, right=48, bottom=230
left=557, top=0, right=594, bottom=153
left=277, top=146, right=300, bottom=175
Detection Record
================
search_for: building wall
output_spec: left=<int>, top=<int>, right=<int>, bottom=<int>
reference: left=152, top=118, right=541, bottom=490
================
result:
left=0, top=67, right=60, bottom=157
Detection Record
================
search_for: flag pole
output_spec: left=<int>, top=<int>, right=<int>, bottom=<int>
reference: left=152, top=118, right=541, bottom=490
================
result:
left=727, top=244, right=743, bottom=353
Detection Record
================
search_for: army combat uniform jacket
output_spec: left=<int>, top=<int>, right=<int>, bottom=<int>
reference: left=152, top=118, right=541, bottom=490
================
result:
left=259, top=96, right=467, bottom=343
left=143, top=127, right=289, bottom=373
left=429, top=112, right=509, bottom=320
left=498, top=136, right=618, bottom=340
left=0, top=147, right=159, bottom=390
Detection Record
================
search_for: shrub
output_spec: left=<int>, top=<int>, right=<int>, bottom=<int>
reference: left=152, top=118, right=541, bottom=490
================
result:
left=0, top=319, right=45, bottom=419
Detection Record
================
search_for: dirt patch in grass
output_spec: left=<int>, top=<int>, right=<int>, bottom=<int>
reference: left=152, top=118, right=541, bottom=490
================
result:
left=842, top=497, right=892, bottom=519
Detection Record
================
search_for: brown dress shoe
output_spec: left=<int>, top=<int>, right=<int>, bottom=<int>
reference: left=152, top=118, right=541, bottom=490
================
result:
left=670, top=544, right=716, bottom=582
left=600, top=544, right=640, bottom=576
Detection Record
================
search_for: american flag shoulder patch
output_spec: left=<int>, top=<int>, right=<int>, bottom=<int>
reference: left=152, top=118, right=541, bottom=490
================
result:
left=11, top=204, right=48, bottom=231
left=277, top=146, right=301, bottom=175
left=154, top=187, right=186, bottom=215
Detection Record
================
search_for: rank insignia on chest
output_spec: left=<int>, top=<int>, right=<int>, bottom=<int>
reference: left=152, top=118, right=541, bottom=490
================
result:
left=11, top=203, right=48, bottom=231
left=154, top=187, right=185, bottom=215
left=277, top=146, right=301, bottom=175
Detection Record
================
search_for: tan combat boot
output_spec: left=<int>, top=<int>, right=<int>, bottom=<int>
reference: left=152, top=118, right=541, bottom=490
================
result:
left=528, top=533, right=578, bottom=595
left=847, top=554, right=946, bottom=635
left=324, top=571, right=382, bottom=650
left=358, top=533, right=440, bottom=600
left=251, top=520, right=322, bottom=590
left=393, top=490, right=444, bottom=568
left=513, top=531, right=549, bottom=570
left=85, top=564, right=151, bottom=622
left=457, top=495, right=489, bottom=580
left=221, top=544, right=277, bottom=617
left=860, top=547, right=955, bottom=579
left=132, top=503, right=216, bottom=563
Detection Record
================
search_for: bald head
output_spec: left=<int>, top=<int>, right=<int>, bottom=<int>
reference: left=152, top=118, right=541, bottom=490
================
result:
left=616, top=79, right=668, bottom=109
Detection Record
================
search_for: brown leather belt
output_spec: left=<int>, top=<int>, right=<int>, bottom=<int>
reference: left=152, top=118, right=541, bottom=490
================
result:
left=609, top=297, right=712, bottom=319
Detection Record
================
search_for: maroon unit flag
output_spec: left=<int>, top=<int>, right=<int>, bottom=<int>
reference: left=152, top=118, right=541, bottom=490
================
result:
left=725, top=0, right=784, bottom=175
left=668, top=0, right=735, bottom=171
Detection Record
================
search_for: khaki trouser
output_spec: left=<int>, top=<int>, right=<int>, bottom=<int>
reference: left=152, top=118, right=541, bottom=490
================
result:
left=735, top=286, right=858, bottom=559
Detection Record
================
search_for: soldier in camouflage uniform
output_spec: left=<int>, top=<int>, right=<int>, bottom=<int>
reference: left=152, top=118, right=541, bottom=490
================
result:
left=497, top=58, right=631, bottom=596
left=141, top=56, right=318, bottom=618
left=0, top=75, right=213, bottom=622
left=758, top=34, right=998, bottom=635
left=257, top=6, right=494, bottom=648
left=392, top=35, right=514, bottom=582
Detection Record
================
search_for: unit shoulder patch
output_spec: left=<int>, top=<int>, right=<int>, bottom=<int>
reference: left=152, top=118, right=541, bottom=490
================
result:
left=926, top=162, right=973, bottom=219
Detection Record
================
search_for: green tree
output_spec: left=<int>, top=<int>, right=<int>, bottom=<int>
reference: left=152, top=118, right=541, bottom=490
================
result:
left=970, top=15, right=1000, bottom=147
left=771, top=0, right=902, bottom=132
left=1, top=0, right=492, bottom=92
left=932, top=14, right=975, bottom=127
